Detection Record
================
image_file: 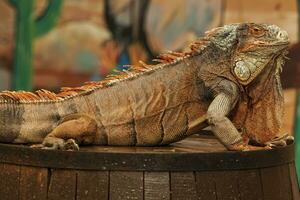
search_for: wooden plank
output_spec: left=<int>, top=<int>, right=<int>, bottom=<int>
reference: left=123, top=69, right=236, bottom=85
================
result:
left=237, top=170, right=263, bottom=200
left=260, top=165, right=292, bottom=200
left=76, top=170, right=109, bottom=200
left=110, top=171, right=143, bottom=200
left=0, top=163, right=20, bottom=200
left=279, top=165, right=293, bottom=200
left=144, top=172, right=170, bottom=200
left=288, top=163, right=300, bottom=200
left=0, top=135, right=295, bottom=171
left=195, top=171, right=217, bottom=200
left=170, top=172, right=197, bottom=200
left=47, top=169, right=77, bottom=200
left=214, top=171, right=240, bottom=200
left=19, top=166, right=48, bottom=200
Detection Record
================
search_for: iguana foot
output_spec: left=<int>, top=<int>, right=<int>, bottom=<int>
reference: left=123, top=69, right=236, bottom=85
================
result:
left=42, top=136, right=65, bottom=150
left=31, top=114, right=97, bottom=151
left=228, top=141, right=271, bottom=151
left=265, top=134, right=294, bottom=148
left=64, top=139, right=80, bottom=151
left=31, top=137, right=80, bottom=151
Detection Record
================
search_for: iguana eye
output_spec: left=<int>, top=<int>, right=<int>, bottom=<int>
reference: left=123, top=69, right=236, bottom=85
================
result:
left=250, top=26, right=265, bottom=37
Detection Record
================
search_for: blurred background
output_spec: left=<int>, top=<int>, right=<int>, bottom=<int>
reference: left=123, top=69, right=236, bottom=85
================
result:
left=1, top=0, right=300, bottom=186
left=0, top=0, right=298, bottom=135
left=0, top=0, right=298, bottom=129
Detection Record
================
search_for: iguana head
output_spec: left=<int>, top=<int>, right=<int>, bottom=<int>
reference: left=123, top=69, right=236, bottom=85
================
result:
left=204, top=23, right=289, bottom=142
left=206, top=23, right=289, bottom=85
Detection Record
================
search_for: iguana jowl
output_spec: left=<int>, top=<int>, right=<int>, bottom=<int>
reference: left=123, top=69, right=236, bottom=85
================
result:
left=0, top=23, right=293, bottom=151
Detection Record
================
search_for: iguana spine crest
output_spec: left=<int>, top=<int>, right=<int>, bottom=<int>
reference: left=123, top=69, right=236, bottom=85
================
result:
left=0, top=39, right=210, bottom=104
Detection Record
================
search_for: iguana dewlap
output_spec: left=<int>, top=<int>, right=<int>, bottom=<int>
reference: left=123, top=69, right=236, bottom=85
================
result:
left=0, top=23, right=293, bottom=151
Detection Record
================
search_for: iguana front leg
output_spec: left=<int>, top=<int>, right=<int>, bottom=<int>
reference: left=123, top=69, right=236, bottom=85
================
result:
left=32, top=114, right=97, bottom=150
left=206, top=80, right=268, bottom=151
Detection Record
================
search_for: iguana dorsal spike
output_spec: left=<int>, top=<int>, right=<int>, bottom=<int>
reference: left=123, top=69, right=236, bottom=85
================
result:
left=0, top=34, right=212, bottom=104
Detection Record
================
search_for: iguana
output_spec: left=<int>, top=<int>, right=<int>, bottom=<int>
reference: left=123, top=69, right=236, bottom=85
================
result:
left=0, top=23, right=293, bottom=151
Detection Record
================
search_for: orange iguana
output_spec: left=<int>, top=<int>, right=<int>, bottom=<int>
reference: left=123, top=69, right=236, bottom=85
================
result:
left=0, top=23, right=293, bottom=151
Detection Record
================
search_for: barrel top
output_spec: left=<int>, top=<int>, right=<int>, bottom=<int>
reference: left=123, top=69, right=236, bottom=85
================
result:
left=0, top=134, right=294, bottom=171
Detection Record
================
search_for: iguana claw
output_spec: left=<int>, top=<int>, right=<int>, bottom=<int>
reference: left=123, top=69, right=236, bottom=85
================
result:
left=229, top=143, right=271, bottom=151
left=265, top=134, right=294, bottom=148
left=30, top=137, right=80, bottom=151
left=64, top=139, right=80, bottom=151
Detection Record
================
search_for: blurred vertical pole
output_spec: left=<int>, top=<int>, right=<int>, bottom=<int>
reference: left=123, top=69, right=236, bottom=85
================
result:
left=8, top=0, right=63, bottom=91
left=10, top=0, right=34, bottom=91
left=295, top=0, right=300, bottom=185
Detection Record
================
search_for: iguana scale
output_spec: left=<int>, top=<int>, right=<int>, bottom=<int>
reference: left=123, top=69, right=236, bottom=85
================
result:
left=0, top=23, right=293, bottom=151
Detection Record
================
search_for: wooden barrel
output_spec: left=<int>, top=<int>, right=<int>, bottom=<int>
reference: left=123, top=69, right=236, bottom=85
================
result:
left=0, top=134, right=298, bottom=200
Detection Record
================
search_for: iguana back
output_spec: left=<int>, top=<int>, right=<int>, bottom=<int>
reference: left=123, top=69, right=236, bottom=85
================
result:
left=0, top=23, right=293, bottom=150
left=0, top=40, right=213, bottom=146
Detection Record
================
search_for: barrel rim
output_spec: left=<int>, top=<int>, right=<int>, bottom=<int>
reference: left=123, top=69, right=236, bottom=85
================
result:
left=0, top=142, right=294, bottom=171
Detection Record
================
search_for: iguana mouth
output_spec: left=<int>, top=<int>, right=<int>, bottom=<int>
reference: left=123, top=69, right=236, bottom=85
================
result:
left=255, top=41, right=289, bottom=47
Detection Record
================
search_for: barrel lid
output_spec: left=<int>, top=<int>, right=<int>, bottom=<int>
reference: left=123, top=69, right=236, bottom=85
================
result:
left=0, top=134, right=294, bottom=171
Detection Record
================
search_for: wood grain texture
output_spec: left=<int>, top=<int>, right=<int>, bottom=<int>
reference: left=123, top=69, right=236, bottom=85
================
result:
left=0, top=136, right=296, bottom=200
left=260, top=165, right=293, bottom=200
left=288, top=163, right=300, bottom=200
left=110, top=171, right=143, bottom=200
left=76, top=170, right=109, bottom=200
left=19, top=166, right=48, bottom=200
left=214, top=171, right=240, bottom=200
left=0, top=164, right=20, bottom=200
left=195, top=171, right=217, bottom=200
left=237, top=170, right=263, bottom=200
left=0, top=135, right=295, bottom=171
left=47, top=169, right=77, bottom=200
left=170, top=172, right=197, bottom=200
left=144, top=172, right=170, bottom=200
